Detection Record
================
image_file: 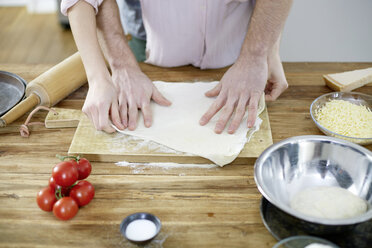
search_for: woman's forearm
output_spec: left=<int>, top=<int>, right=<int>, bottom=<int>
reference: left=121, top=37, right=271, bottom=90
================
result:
left=68, top=0, right=110, bottom=84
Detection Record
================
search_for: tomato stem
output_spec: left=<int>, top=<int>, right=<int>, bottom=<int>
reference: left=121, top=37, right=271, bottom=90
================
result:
left=56, top=154, right=81, bottom=162
left=55, top=187, right=63, bottom=200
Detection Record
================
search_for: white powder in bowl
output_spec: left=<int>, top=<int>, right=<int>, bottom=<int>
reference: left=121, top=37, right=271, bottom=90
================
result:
left=125, top=219, right=157, bottom=242
left=290, top=186, right=367, bottom=219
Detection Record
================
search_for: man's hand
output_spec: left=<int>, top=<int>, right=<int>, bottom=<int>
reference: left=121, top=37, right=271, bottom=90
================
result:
left=265, top=51, right=288, bottom=101
left=199, top=56, right=267, bottom=134
left=112, top=68, right=171, bottom=130
left=82, top=76, right=122, bottom=133
left=200, top=0, right=292, bottom=134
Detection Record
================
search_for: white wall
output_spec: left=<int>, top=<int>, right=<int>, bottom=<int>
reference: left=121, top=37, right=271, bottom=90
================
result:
left=27, top=0, right=57, bottom=13
left=0, top=0, right=27, bottom=6
left=0, top=0, right=56, bottom=13
left=280, top=0, right=372, bottom=62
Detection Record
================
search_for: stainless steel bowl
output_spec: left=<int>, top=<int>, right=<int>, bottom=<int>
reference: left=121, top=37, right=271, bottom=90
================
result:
left=273, top=235, right=339, bottom=248
left=254, top=135, right=372, bottom=228
left=310, top=92, right=372, bottom=145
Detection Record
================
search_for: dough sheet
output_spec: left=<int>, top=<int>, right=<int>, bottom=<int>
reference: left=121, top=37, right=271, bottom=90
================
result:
left=113, top=81, right=264, bottom=166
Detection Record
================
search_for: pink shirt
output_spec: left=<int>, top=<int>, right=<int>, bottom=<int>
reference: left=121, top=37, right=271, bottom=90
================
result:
left=61, top=0, right=254, bottom=69
left=61, top=0, right=104, bottom=15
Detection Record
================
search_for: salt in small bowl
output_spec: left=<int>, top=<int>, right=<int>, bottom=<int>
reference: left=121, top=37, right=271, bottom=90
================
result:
left=120, top=212, right=162, bottom=243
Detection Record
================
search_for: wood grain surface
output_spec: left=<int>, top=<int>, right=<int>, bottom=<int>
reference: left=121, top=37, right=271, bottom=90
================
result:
left=0, top=7, right=77, bottom=64
left=0, top=62, right=372, bottom=248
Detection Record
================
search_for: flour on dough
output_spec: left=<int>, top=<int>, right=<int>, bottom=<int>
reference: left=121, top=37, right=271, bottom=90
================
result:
left=113, top=81, right=264, bottom=166
left=290, top=186, right=367, bottom=219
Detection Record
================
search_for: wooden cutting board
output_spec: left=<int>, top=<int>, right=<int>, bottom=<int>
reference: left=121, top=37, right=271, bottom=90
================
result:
left=46, top=107, right=272, bottom=164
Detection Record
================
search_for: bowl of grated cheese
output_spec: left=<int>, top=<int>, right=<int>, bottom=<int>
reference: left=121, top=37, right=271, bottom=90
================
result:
left=310, top=92, right=372, bottom=145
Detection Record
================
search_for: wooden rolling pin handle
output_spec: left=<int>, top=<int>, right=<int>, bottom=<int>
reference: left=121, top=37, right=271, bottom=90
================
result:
left=0, top=93, right=40, bottom=127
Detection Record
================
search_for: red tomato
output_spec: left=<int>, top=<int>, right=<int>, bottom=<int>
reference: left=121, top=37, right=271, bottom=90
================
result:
left=57, top=186, right=71, bottom=197
left=76, top=158, right=92, bottom=180
left=36, top=187, right=56, bottom=212
left=52, top=161, right=78, bottom=187
left=70, top=180, right=95, bottom=207
left=68, top=159, right=78, bottom=168
left=48, top=176, right=58, bottom=190
left=49, top=177, right=70, bottom=196
left=61, top=186, right=70, bottom=196
left=53, top=197, right=79, bottom=220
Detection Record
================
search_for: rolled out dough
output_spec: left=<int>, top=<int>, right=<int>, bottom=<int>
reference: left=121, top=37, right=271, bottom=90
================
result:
left=114, top=81, right=264, bottom=166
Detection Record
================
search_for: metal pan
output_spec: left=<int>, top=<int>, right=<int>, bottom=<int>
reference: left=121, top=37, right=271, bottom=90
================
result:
left=0, top=71, right=27, bottom=117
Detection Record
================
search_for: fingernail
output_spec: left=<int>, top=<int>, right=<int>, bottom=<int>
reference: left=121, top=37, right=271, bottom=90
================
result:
left=200, top=118, right=207, bottom=125
left=214, top=126, right=223, bottom=134
left=122, top=120, right=127, bottom=128
left=145, top=120, right=151, bottom=127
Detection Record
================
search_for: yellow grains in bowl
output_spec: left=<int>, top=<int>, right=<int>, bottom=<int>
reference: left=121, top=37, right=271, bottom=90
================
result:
left=315, top=99, right=372, bottom=138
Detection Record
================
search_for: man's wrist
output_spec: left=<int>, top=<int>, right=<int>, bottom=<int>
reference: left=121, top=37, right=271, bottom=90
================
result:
left=110, top=59, right=144, bottom=79
left=241, top=39, right=270, bottom=57
left=109, top=56, right=140, bottom=72
left=235, top=51, right=267, bottom=69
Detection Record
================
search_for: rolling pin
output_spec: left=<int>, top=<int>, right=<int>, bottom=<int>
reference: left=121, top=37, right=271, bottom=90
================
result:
left=0, top=52, right=87, bottom=127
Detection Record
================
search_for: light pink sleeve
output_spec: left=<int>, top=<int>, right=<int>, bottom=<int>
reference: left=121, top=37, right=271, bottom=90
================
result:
left=60, top=0, right=104, bottom=16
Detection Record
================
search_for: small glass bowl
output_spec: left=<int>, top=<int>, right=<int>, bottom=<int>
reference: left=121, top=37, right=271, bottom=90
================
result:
left=310, top=92, right=372, bottom=145
left=273, top=235, right=340, bottom=248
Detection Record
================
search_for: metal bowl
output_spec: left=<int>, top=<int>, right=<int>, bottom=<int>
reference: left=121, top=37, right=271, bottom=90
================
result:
left=260, top=197, right=372, bottom=245
left=0, top=71, right=27, bottom=117
left=120, top=212, right=161, bottom=243
left=254, top=136, right=372, bottom=230
left=310, top=92, right=372, bottom=145
left=273, top=235, right=339, bottom=248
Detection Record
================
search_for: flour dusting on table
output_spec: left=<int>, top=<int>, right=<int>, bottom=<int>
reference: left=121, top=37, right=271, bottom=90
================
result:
left=116, top=161, right=217, bottom=174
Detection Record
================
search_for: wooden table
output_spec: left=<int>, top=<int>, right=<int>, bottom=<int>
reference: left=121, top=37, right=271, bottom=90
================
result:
left=0, top=62, right=371, bottom=248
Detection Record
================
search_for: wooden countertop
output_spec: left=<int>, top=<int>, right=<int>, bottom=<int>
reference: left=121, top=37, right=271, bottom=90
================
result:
left=0, top=62, right=371, bottom=248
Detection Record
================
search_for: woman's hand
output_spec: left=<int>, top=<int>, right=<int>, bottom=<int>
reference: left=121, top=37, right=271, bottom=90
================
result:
left=199, top=56, right=268, bottom=134
left=82, top=67, right=171, bottom=134
left=112, top=67, right=171, bottom=130
left=82, top=75, right=123, bottom=133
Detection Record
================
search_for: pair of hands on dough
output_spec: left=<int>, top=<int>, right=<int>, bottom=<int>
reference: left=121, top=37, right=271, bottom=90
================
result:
left=82, top=53, right=287, bottom=134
